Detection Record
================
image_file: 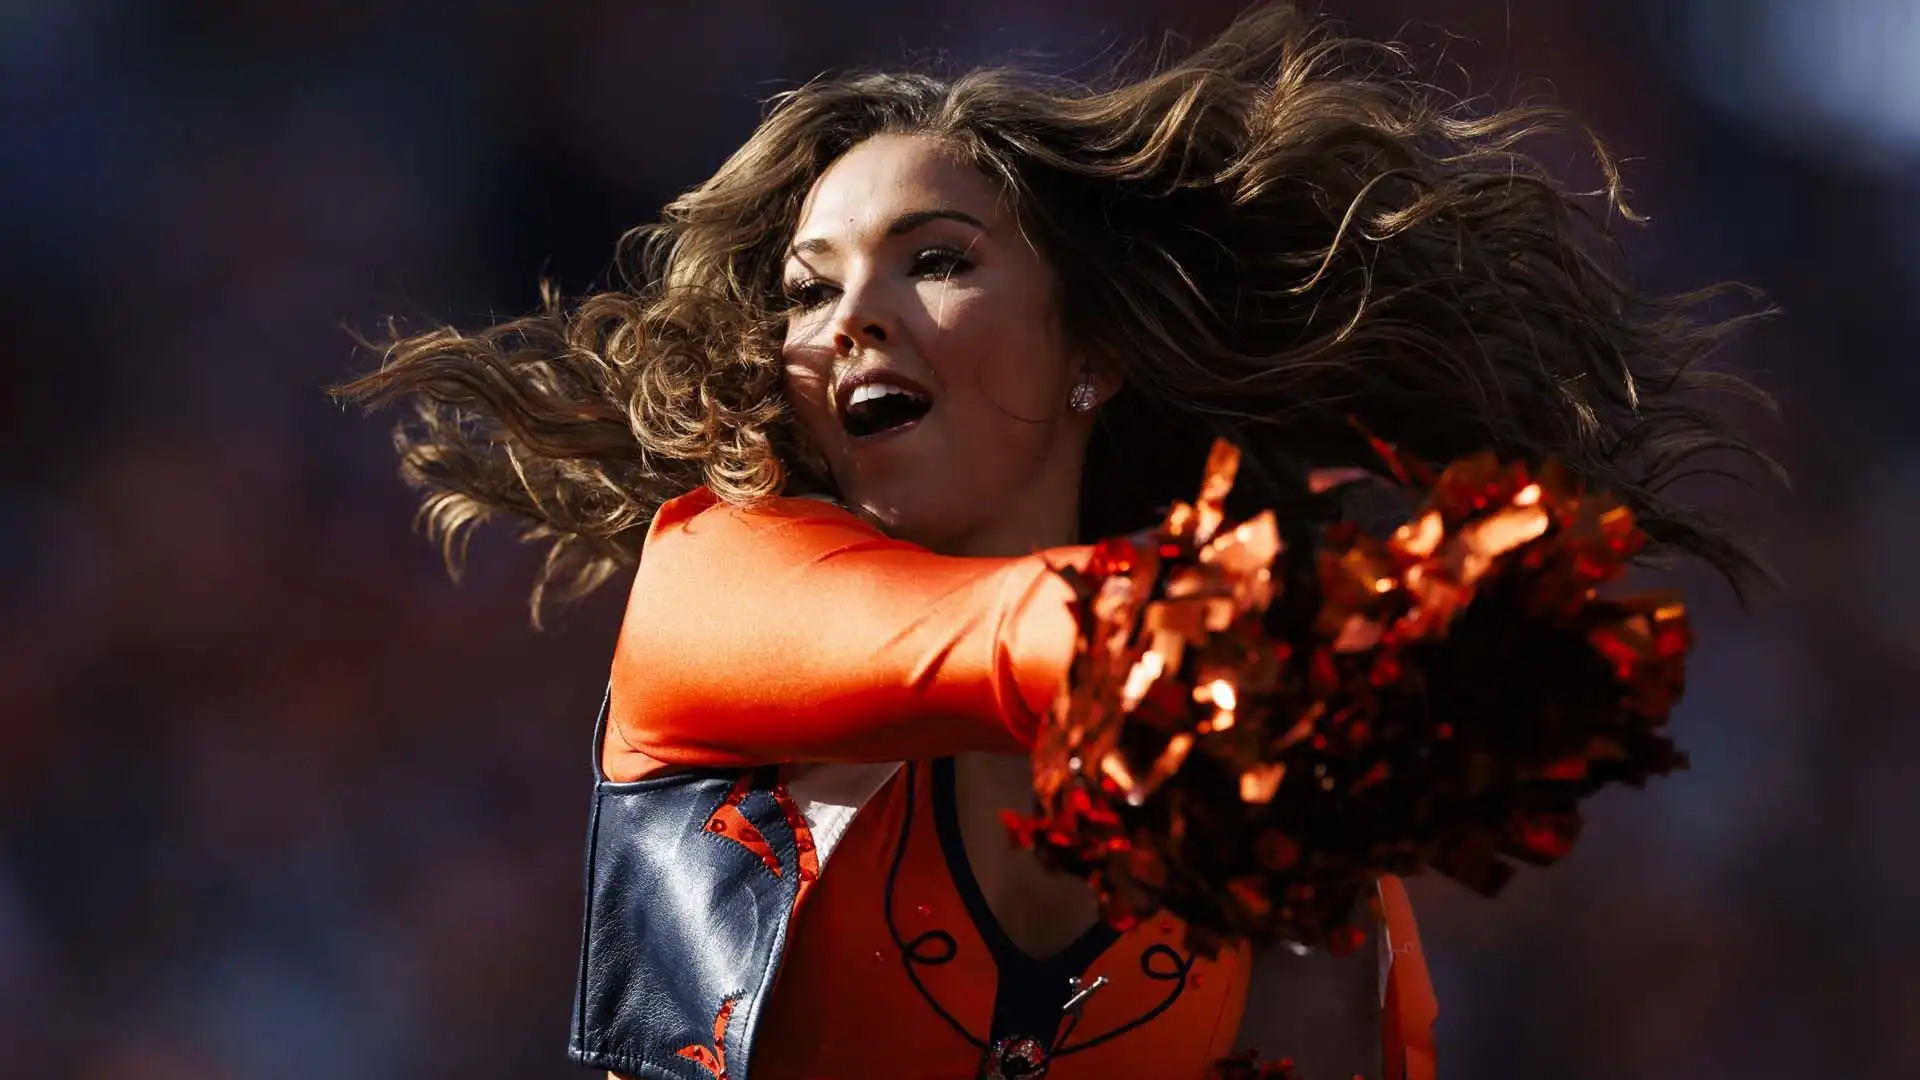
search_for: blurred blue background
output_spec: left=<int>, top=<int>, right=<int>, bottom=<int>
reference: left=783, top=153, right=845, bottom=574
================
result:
left=1, top=1, right=1914, bottom=1077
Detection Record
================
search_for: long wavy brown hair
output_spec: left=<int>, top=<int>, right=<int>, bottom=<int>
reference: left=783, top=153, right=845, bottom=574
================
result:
left=336, top=4, right=1775, bottom=624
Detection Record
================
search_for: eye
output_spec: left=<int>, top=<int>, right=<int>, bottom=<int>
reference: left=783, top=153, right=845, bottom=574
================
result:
left=782, top=277, right=839, bottom=312
left=911, top=246, right=973, bottom=280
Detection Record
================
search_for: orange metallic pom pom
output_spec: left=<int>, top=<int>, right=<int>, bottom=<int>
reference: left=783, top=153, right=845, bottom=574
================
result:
left=1008, top=437, right=1693, bottom=957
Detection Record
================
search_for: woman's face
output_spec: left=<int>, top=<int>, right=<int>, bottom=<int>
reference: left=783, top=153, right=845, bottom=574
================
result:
left=781, top=134, right=1101, bottom=556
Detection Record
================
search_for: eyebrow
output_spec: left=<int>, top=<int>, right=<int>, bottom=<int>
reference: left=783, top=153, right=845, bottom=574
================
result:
left=788, top=208, right=987, bottom=258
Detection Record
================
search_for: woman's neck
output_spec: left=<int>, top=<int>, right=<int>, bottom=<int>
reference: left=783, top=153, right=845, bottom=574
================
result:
left=936, top=511, right=1077, bottom=558
left=931, top=454, right=1085, bottom=558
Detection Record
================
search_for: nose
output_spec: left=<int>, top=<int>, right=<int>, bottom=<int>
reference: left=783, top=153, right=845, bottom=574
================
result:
left=828, top=280, right=893, bottom=355
left=832, top=322, right=888, bottom=355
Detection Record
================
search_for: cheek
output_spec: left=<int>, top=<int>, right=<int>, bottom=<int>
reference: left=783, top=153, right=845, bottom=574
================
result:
left=780, top=348, right=837, bottom=438
left=920, top=286, right=1071, bottom=410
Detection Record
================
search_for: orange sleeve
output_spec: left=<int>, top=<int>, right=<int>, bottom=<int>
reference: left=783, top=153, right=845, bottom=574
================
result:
left=1379, top=875, right=1438, bottom=1080
left=606, top=488, right=1088, bottom=770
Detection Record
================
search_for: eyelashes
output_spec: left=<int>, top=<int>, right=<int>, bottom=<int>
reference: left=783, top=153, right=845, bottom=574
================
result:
left=782, top=246, right=975, bottom=312
left=909, top=246, right=971, bottom=281
left=783, top=278, right=836, bottom=311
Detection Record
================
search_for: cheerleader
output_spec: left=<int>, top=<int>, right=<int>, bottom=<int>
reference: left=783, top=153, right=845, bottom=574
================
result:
left=340, top=6, right=1767, bottom=1077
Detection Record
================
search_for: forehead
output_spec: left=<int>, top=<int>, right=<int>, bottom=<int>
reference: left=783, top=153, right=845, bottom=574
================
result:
left=793, top=134, right=1007, bottom=239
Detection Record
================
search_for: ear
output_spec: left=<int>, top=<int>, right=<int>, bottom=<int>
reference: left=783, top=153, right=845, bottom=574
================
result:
left=1081, top=355, right=1124, bottom=409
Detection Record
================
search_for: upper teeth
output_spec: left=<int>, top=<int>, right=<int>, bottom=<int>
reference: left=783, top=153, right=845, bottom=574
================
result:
left=847, top=383, right=922, bottom=408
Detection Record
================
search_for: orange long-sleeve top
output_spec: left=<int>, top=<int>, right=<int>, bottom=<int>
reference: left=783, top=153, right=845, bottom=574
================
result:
left=599, top=487, right=1436, bottom=1080
left=604, top=487, right=1087, bottom=781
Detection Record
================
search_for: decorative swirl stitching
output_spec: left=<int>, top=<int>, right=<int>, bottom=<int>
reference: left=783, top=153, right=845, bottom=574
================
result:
left=883, top=763, right=990, bottom=1052
left=1053, top=943, right=1195, bottom=1055
left=880, top=760, right=1199, bottom=1064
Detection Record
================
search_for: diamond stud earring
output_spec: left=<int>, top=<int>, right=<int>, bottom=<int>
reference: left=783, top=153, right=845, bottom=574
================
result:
left=1068, top=377, right=1098, bottom=414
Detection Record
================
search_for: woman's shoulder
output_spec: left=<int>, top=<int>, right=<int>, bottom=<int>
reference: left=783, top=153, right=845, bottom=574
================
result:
left=654, top=485, right=845, bottom=523
left=646, top=486, right=871, bottom=553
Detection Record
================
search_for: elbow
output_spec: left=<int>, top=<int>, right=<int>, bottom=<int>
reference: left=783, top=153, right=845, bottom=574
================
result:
left=605, top=630, right=722, bottom=767
left=607, top=632, right=801, bottom=768
left=606, top=666, right=681, bottom=764
left=607, top=674, right=751, bottom=769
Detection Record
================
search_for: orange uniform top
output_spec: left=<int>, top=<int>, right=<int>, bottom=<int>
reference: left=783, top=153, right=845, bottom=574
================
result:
left=757, top=756, right=1253, bottom=1079
left=602, top=489, right=1436, bottom=1079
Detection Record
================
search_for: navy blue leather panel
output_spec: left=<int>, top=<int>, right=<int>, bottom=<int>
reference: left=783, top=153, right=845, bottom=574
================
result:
left=569, top=751, right=801, bottom=1079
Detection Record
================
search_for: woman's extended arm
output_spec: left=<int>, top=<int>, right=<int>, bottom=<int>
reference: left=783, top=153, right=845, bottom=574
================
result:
left=606, top=488, right=1087, bottom=772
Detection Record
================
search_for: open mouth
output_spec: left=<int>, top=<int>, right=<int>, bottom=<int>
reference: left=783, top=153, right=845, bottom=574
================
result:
left=840, top=380, right=932, bottom=439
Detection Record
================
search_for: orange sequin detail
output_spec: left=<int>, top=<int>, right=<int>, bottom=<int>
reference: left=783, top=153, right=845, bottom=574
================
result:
left=705, top=775, right=781, bottom=876
left=769, top=782, right=821, bottom=883
left=677, top=994, right=739, bottom=1079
